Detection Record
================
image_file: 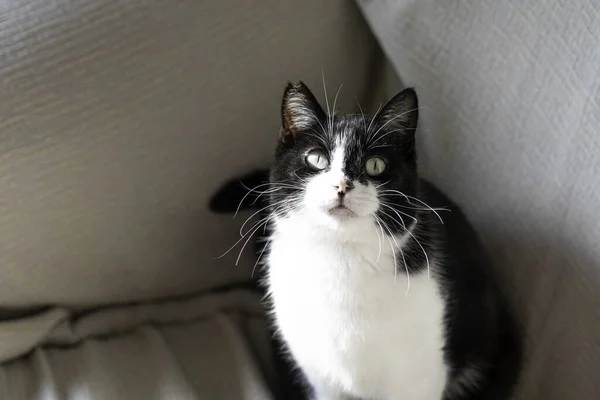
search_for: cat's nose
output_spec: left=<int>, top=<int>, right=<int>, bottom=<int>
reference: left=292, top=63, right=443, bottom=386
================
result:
left=334, top=180, right=354, bottom=196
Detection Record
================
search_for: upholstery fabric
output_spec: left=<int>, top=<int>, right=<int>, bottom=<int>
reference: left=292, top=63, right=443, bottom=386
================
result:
left=0, top=1, right=399, bottom=398
left=0, top=0, right=393, bottom=308
left=357, top=0, right=600, bottom=398
left=0, top=289, right=274, bottom=399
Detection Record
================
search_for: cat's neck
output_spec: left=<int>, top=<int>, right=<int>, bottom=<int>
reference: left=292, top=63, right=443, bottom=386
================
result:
left=272, top=206, right=436, bottom=277
left=274, top=211, right=381, bottom=243
left=273, top=209, right=423, bottom=251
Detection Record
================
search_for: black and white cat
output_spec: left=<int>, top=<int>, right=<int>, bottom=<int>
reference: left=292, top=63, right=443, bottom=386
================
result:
left=210, top=82, right=522, bottom=400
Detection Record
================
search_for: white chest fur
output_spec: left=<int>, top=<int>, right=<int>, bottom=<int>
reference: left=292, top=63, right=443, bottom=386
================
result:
left=267, top=215, right=449, bottom=400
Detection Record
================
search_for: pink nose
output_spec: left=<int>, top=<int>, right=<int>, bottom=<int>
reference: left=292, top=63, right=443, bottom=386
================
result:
left=334, top=180, right=354, bottom=196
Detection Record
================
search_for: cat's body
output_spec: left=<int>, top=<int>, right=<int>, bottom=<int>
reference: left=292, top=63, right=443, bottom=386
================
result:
left=269, top=205, right=448, bottom=399
left=210, top=83, right=521, bottom=400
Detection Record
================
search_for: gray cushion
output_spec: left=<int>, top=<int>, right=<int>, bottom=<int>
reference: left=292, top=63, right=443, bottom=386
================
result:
left=357, top=0, right=600, bottom=398
left=0, top=290, right=272, bottom=399
left=0, top=0, right=392, bottom=308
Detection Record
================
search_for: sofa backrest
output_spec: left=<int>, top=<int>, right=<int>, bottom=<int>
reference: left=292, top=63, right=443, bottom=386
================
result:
left=358, top=0, right=600, bottom=398
left=0, top=0, right=395, bottom=308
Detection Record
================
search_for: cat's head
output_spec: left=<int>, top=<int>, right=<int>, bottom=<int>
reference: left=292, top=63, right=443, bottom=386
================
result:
left=270, top=81, right=419, bottom=232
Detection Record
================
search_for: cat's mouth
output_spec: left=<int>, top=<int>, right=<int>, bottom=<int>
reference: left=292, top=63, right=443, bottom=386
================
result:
left=327, top=204, right=356, bottom=218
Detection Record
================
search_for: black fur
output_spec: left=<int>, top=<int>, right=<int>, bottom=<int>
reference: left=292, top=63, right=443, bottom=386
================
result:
left=209, top=82, right=522, bottom=399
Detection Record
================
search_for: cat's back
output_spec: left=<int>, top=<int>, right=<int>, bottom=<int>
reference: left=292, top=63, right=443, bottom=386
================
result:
left=418, top=179, right=523, bottom=400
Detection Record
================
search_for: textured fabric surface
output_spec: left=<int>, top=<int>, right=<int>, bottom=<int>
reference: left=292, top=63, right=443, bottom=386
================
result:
left=0, top=0, right=394, bottom=308
left=357, top=0, right=600, bottom=398
left=0, top=1, right=400, bottom=397
left=0, top=289, right=273, bottom=399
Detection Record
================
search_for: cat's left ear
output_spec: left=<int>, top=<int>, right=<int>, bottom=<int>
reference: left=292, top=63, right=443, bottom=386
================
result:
left=281, top=81, right=326, bottom=139
left=376, top=88, right=419, bottom=135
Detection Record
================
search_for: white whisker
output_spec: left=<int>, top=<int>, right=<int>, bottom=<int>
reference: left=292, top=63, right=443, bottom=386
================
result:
left=375, top=214, right=410, bottom=293
left=367, top=127, right=414, bottom=149
left=404, top=195, right=445, bottom=224
left=236, top=216, right=270, bottom=266
left=239, top=198, right=290, bottom=236
left=303, top=129, right=329, bottom=147
left=367, top=106, right=424, bottom=148
left=356, top=97, right=367, bottom=134
left=370, top=106, right=422, bottom=138
left=368, top=144, right=393, bottom=150
left=379, top=189, right=410, bottom=203
left=214, top=216, right=268, bottom=261
left=375, top=180, right=391, bottom=189
left=379, top=203, right=418, bottom=227
left=379, top=202, right=431, bottom=281
left=377, top=206, right=407, bottom=230
left=380, top=190, right=449, bottom=222
left=237, top=182, right=299, bottom=216
left=321, top=69, right=332, bottom=138
left=332, top=83, right=343, bottom=127
left=252, top=229, right=274, bottom=278
left=372, top=214, right=384, bottom=265
left=236, top=203, right=296, bottom=266
left=367, top=103, right=382, bottom=135
left=405, top=228, right=431, bottom=280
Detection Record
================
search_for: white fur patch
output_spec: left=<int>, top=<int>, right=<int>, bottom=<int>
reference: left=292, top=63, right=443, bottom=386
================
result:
left=303, top=138, right=379, bottom=222
left=266, top=141, right=449, bottom=399
left=286, top=95, right=317, bottom=131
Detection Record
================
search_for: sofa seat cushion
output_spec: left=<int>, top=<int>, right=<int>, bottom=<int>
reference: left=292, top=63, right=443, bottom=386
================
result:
left=0, top=289, right=273, bottom=399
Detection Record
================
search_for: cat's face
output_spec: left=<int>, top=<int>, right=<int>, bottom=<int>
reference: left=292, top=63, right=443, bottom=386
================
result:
left=270, top=82, right=419, bottom=233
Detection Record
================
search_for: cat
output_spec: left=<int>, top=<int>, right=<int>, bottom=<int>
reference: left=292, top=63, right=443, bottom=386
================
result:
left=210, top=82, right=522, bottom=400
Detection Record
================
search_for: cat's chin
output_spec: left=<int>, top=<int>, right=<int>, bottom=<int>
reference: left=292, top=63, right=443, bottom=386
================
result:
left=327, top=205, right=356, bottom=218
left=317, top=208, right=373, bottom=232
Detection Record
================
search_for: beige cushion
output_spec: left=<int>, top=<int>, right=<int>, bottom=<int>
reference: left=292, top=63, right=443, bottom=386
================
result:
left=0, top=0, right=394, bottom=307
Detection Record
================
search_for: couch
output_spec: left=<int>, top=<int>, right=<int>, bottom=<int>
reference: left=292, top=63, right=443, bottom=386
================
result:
left=1, top=0, right=598, bottom=399
left=0, top=1, right=396, bottom=398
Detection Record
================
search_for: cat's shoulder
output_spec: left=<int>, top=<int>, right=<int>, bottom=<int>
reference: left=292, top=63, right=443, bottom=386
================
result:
left=418, top=179, right=458, bottom=210
left=416, top=178, right=485, bottom=262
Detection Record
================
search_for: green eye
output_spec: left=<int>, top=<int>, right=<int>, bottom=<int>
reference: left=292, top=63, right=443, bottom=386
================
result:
left=305, top=150, right=329, bottom=170
left=365, top=157, right=386, bottom=176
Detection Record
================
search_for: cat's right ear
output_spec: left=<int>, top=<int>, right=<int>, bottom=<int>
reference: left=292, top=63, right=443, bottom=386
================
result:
left=280, top=81, right=326, bottom=141
left=375, top=87, right=419, bottom=136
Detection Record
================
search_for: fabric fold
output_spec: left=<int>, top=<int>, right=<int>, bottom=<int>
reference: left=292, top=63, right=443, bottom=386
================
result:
left=0, top=289, right=272, bottom=399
